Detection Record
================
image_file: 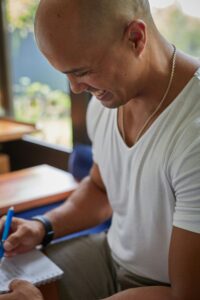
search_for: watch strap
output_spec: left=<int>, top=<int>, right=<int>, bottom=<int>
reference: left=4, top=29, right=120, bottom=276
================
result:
left=32, top=215, right=54, bottom=247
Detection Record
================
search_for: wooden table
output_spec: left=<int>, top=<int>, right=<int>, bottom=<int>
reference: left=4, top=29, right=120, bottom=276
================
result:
left=0, top=118, right=37, bottom=142
left=0, top=164, right=78, bottom=300
left=0, top=164, right=78, bottom=214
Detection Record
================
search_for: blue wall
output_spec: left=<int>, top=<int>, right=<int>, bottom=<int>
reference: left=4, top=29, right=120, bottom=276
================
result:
left=10, top=31, right=69, bottom=93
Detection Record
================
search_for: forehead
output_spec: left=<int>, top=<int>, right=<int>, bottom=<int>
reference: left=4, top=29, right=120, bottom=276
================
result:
left=35, top=1, right=124, bottom=72
left=41, top=32, right=112, bottom=74
left=38, top=30, right=118, bottom=74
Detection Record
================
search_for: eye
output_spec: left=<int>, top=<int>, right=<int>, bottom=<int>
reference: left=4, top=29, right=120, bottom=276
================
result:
left=74, top=70, right=91, bottom=78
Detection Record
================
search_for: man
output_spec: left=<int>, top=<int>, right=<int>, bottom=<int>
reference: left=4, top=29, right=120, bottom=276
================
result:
left=0, top=280, right=43, bottom=300
left=1, top=0, right=200, bottom=299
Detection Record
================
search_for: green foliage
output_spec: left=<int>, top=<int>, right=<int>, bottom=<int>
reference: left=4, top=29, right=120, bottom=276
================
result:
left=7, top=0, right=39, bottom=35
left=14, top=77, right=71, bottom=123
left=154, top=6, right=200, bottom=57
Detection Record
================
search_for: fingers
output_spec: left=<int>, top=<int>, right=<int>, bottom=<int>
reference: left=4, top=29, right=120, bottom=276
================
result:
left=9, top=279, right=44, bottom=300
left=3, top=218, right=24, bottom=253
left=4, top=244, right=33, bottom=257
left=9, top=279, right=29, bottom=290
left=0, top=217, right=19, bottom=237
left=9, top=217, right=21, bottom=232
left=5, top=219, right=44, bottom=256
left=0, top=217, right=44, bottom=257
left=4, top=227, right=23, bottom=251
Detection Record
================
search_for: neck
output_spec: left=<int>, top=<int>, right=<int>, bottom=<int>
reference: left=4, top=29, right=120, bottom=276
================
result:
left=119, top=43, right=177, bottom=146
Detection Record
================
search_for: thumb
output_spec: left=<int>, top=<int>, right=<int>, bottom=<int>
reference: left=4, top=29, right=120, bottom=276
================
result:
left=4, top=227, right=22, bottom=252
left=9, top=279, right=29, bottom=290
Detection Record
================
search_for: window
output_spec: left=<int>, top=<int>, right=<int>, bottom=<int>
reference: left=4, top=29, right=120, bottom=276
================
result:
left=149, top=0, right=200, bottom=58
left=6, top=0, right=73, bottom=149
left=2, top=0, right=200, bottom=151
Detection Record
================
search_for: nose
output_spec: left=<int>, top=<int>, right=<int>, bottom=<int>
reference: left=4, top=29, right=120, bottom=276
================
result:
left=68, top=75, right=89, bottom=94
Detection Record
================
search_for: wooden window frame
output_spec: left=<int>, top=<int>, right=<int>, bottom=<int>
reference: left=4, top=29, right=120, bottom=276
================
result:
left=0, top=0, right=90, bottom=148
left=0, top=0, right=13, bottom=116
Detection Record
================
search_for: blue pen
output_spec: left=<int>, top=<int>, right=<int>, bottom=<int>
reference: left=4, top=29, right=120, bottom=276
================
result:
left=0, top=207, right=14, bottom=259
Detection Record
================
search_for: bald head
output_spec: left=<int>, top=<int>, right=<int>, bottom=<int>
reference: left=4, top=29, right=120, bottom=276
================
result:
left=35, top=0, right=153, bottom=29
left=35, top=0, right=153, bottom=51
left=34, top=0, right=155, bottom=74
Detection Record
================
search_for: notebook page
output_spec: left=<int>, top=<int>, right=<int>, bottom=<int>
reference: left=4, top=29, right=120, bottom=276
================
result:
left=0, top=249, right=63, bottom=293
left=0, top=257, right=32, bottom=292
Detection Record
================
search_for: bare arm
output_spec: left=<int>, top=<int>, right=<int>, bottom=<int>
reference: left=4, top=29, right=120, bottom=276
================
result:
left=45, top=162, right=112, bottom=238
left=2, top=163, right=112, bottom=255
left=103, top=226, right=200, bottom=300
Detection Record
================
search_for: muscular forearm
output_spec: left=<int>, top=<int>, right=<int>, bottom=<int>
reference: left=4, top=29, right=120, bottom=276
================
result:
left=104, top=286, right=188, bottom=300
left=45, top=176, right=112, bottom=238
left=0, top=295, right=15, bottom=300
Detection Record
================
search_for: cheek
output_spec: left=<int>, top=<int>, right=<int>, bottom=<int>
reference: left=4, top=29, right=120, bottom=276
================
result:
left=107, top=61, right=129, bottom=85
left=85, top=73, right=109, bottom=89
left=112, top=71, right=129, bottom=89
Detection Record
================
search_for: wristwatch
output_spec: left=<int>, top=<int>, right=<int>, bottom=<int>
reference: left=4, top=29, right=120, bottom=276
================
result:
left=32, top=215, right=54, bottom=247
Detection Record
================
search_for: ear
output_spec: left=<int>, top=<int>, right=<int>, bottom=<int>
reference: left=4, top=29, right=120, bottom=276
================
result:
left=124, top=20, right=146, bottom=55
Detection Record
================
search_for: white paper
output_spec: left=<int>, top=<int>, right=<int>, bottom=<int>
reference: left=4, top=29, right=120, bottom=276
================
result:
left=0, top=249, right=63, bottom=293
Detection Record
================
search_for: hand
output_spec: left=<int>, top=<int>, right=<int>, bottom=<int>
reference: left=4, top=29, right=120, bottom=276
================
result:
left=8, top=279, right=43, bottom=300
left=0, top=217, right=45, bottom=256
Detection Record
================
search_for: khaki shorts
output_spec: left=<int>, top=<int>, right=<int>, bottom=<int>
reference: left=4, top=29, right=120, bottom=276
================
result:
left=45, top=233, right=169, bottom=300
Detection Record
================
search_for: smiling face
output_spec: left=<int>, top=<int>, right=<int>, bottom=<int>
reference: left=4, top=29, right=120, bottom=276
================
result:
left=59, top=34, right=144, bottom=109
left=35, top=0, right=148, bottom=108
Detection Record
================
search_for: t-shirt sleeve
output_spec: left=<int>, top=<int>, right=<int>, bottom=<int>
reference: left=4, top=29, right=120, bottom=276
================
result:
left=171, top=136, right=200, bottom=233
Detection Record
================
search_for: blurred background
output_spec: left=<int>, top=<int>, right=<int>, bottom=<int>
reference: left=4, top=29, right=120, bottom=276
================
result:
left=0, top=0, right=200, bottom=151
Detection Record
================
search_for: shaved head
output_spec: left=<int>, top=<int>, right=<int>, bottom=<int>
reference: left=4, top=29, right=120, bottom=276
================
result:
left=35, top=0, right=153, bottom=30
left=34, top=0, right=153, bottom=58
left=34, top=0, right=163, bottom=109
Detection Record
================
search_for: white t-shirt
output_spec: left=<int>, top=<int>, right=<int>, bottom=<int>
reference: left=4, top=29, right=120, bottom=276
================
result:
left=86, top=68, right=200, bottom=283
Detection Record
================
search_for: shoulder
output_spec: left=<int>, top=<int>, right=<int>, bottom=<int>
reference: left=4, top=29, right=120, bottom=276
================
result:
left=168, top=71, right=200, bottom=162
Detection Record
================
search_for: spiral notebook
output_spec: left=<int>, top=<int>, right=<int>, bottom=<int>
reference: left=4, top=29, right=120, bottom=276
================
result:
left=0, top=249, right=64, bottom=294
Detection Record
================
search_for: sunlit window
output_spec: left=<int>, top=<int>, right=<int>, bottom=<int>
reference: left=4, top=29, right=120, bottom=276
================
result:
left=7, top=0, right=72, bottom=149
left=149, top=0, right=200, bottom=57
left=5, top=0, right=200, bottom=150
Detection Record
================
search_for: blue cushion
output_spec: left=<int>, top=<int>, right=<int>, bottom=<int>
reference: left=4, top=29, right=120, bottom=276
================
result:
left=68, top=144, right=93, bottom=181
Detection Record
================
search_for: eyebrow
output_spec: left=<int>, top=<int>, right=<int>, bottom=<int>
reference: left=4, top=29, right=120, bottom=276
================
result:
left=62, top=67, right=88, bottom=75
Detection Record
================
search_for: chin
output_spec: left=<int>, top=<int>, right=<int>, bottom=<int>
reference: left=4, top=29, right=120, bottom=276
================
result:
left=99, top=96, right=124, bottom=109
left=99, top=100, right=119, bottom=109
